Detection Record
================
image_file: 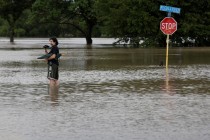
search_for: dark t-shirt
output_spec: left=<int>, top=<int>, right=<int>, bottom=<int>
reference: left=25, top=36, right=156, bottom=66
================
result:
left=48, top=46, right=59, bottom=66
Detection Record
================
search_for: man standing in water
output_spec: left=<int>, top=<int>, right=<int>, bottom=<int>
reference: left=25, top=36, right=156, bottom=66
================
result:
left=45, top=37, right=59, bottom=87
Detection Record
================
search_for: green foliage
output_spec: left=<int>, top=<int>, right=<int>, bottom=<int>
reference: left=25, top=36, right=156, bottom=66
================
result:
left=96, top=0, right=161, bottom=47
left=15, top=28, right=26, bottom=37
left=159, top=0, right=210, bottom=46
left=32, top=0, right=98, bottom=44
left=97, top=0, right=210, bottom=47
left=0, top=0, right=209, bottom=47
left=0, top=0, right=35, bottom=41
left=0, top=17, right=8, bottom=36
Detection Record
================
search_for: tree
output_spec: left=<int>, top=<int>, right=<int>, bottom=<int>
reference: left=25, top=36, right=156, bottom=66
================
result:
left=96, top=0, right=161, bottom=47
left=158, top=0, right=210, bottom=47
left=96, top=0, right=210, bottom=47
left=0, top=0, right=35, bottom=42
left=174, top=0, right=210, bottom=46
left=32, top=0, right=98, bottom=45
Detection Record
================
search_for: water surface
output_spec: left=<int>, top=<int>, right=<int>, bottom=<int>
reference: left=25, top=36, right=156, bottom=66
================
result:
left=0, top=45, right=210, bottom=140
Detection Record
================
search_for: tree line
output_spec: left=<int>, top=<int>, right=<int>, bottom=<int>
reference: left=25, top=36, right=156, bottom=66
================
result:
left=0, top=0, right=209, bottom=47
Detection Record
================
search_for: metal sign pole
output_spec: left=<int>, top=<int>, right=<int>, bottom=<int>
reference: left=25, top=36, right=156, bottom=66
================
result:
left=166, top=34, right=169, bottom=68
left=165, top=34, right=169, bottom=93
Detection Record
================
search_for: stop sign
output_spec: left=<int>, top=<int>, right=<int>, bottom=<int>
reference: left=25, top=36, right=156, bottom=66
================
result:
left=160, top=17, right=177, bottom=35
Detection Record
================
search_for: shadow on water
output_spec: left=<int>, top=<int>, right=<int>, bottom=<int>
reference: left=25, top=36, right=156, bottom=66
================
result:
left=1, top=45, right=210, bottom=140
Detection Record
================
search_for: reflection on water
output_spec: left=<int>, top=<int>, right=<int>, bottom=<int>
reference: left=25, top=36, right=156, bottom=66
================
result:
left=48, top=85, right=59, bottom=106
left=0, top=47, right=210, bottom=140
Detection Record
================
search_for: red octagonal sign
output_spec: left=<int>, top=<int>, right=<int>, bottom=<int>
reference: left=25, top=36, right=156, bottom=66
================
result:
left=160, top=17, right=177, bottom=35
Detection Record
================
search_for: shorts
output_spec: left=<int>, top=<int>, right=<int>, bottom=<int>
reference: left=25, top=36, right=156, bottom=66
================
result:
left=47, top=62, right=59, bottom=80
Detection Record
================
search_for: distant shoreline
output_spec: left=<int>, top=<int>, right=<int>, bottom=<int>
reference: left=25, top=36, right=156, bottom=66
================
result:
left=0, top=37, right=119, bottom=49
left=1, top=37, right=209, bottom=49
left=0, top=37, right=117, bottom=44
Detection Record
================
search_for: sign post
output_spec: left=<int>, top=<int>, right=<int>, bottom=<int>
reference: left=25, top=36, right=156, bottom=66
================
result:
left=160, top=5, right=180, bottom=93
left=160, top=17, right=177, bottom=68
left=160, top=5, right=180, bottom=68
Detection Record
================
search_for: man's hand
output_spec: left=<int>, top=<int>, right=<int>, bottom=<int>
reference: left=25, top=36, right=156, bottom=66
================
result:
left=43, top=45, right=50, bottom=49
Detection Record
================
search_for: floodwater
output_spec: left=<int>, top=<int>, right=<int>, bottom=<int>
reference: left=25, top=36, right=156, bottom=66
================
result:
left=0, top=39, right=210, bottom=140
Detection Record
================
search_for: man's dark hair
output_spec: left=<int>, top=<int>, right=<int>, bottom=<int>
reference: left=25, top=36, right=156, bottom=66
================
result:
left=49, top=37, right=59, bottom=45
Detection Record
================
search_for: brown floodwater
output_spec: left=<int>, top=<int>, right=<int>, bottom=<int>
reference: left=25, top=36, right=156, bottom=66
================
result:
left=0, top=40, right=210, bottom=140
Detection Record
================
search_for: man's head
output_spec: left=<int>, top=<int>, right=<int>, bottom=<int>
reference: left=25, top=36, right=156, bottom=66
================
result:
left=49, top=37, right=59, bottom=46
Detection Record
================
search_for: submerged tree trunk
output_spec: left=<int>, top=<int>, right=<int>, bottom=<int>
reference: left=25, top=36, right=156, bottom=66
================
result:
left=9, top=25, right=15, bottom=43
left=69, top=22, right=94, bottom=45
left=8, top=17, right=15, bottom=43
left=86, top=35, right=92, bottom=45
left=85, top=23, right=94, bottom=45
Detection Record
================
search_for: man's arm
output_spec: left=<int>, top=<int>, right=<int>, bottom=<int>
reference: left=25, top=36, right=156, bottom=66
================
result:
left=47, top=54, right=56, bottom=60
